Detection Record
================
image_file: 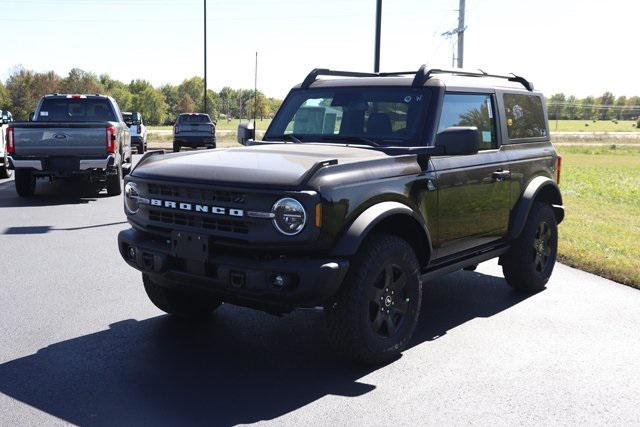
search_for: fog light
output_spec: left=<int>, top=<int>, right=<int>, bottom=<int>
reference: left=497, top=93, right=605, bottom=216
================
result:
left=128, top=246, right=137, bottom=260
left=272, top=274, right=286, bottom=289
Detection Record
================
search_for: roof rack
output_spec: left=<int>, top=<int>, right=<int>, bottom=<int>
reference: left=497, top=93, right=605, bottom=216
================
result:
left=301, top=64, right=534, bottom=91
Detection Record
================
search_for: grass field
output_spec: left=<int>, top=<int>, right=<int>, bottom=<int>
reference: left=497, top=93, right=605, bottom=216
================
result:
left=549, top=119, right=639, bottom=132
left=556, top=145, right=640, bottom=288
left=148, top=118, right=272, bottom=132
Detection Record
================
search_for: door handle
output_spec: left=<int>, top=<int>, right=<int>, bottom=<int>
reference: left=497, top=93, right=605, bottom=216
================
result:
left=492, top=170, right=511, bottom=181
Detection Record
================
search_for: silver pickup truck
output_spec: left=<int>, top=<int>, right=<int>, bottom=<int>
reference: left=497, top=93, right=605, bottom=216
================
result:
left=6, top=94, right=132, bottom=197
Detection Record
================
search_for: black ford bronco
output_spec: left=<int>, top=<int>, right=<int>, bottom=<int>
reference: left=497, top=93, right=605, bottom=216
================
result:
left=118, top=66, right=564, bottom=364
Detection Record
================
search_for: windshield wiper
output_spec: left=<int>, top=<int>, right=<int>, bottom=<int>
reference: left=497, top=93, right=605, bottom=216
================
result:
left=281, top=134, right=302, bottom=144
left=320, top=135, right=381, bottom=147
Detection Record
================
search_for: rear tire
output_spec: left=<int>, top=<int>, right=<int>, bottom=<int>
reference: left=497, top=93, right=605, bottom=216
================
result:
left=106, top=163, right=122, bottom=196
left=143, top=274, right=222, bottom=318
left=502, top=202, right=558, bottom=293
left=137, top=142, right=145, bottom=154
left=15, top=169, right=36, bottom=197
left=173, top=142, right=180, bottom=152
left=325, top=234, right=422, bottom=365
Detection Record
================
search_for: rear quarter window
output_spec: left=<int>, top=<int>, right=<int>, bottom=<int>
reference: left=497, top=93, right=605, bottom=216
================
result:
left=503, top=94, right=547, bottom=140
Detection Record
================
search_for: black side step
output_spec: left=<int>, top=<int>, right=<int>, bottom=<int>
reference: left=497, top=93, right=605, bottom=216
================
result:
left=420, top=245, right=509, bottom=283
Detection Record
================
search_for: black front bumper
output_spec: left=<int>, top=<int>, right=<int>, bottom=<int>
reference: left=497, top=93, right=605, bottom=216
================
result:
left=118, top=228, right=348, bottom=310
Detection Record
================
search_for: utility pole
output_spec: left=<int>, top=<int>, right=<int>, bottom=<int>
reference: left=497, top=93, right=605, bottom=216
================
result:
left=253, top=51, right=258, bottom=129
left=456, top=0, right=465, bottom=68
left=374, top=0, right=382, bottom=73
left=203, top=0, right=208, bottom=114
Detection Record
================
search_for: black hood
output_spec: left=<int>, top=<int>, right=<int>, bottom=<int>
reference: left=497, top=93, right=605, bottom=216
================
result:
left=132, top=144, right=395, bottom=185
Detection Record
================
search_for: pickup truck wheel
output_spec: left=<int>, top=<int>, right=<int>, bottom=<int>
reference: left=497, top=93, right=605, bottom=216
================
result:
left=143, top=274, right=221, bottom=318
left=325, top=234, right=422, bottom=365
left=502, top=202, right=558, bottom=293
left=0, top=160, right=12, bottom=179
left=106, top=164, right=122, bottom=196
left=138, top=142, right=145, bottom=154
left=173, top=143, right=181, bottom=152
left=15, top=170, right=36, bottom=197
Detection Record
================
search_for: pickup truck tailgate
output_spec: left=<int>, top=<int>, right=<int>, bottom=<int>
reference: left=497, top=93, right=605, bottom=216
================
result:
left=13, top=123, right=109, bottom=157
left=179, top=123, right=213, bottom=134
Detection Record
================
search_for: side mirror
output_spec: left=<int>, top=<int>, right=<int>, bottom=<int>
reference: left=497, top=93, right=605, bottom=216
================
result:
left=237, top=122, right=255, bottom=146
left=435, top=126, right=480, bottom=155
left=28, top=112, right=35, bottom=122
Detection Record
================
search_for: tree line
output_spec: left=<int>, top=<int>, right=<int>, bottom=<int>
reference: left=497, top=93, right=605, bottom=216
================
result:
left=0, top=67, right=282, bottom=125
left=546, top=92, right=640, bottom=121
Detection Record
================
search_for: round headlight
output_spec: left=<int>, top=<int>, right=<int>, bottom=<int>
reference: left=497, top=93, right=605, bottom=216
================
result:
left=272, top=198, right=306, bottom=235
left=124, top=182, right=140, bottom=214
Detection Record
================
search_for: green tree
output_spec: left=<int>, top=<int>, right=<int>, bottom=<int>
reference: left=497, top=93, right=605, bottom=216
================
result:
left=0, top=82, right=9, bottom=110
left=614, top=96, right=627, bottom=120
left=547, top=93, right=565, bottom=120
left=581, top=96, right=595, bottom=120
left=132, top=87, right=167, bottom=125
left=564, top=95, right=578, bottom=120
left=60, top=68, right=104, bottom=94
left=596, top=92, right=615, bottom=120
left=176, top=93, right=196, bottom=115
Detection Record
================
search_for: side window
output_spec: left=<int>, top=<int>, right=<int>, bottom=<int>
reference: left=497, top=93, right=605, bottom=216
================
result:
left=438, top=93, right=497, bottom=150
left=503, top=94, right=547, bottom=139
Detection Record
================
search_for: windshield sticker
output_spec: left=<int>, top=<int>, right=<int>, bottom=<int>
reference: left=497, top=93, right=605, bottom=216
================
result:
left=40, top=111, right=48, bottom=116
left=482, top=131, right=492, bottom=142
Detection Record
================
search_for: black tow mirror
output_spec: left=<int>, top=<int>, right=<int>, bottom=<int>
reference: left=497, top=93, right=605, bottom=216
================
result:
left=237, top=122, right=255, bottom=146
left=435, top=126, right=480, bottom=156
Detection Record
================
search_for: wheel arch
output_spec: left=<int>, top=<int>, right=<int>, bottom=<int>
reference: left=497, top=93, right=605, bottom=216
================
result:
left=331, top=201, right=432, bottom=267
left=509, top=176, right=564, bottom=239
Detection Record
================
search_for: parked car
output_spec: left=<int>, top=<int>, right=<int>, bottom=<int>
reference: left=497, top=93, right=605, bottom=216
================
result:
left=118, top=66, right=563, bottom=364
left=172, top=113, right=216, bottom=152
left=122, top=111, right=147, bottom=154
left=1, top=110, right=14, bottom=178
left=6, top=94, right=132, bottom=197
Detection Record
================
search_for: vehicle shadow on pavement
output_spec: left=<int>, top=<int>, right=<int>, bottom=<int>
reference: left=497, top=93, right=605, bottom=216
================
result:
left=0, top=179, right=106, bottom=207
left=0, top=270, right=532, bottom=425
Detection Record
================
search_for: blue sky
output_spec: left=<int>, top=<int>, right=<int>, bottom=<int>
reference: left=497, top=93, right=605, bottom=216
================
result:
left=1, top=0, right=638, bottom=98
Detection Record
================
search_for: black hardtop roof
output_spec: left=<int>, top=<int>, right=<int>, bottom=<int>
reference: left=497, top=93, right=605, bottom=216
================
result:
left=295, top=65, right=537, bottom=93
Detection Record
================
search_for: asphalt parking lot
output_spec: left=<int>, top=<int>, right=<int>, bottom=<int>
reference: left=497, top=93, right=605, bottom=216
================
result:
left=1, top=158, right=639, bottom=425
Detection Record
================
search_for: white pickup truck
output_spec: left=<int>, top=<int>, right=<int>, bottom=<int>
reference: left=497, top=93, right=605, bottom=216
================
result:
left=0, top=110, right=14, bottom=179
left=122, top=111, right=147, bottom=154
left=6, top=94, right=132, bottom=196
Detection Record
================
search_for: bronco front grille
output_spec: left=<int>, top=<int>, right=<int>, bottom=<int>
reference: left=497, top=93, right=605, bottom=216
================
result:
left=147, top=183, right=246, bottom=204
left=148, top=209, right=249, bottom=234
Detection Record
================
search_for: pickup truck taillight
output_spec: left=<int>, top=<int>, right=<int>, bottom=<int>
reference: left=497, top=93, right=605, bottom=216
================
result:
left=5, top=126, right=15, bottom=155
left=137, top=125, right=142, bottom=134
left=106, top=126, right=117, bottom=154
left=555, top=155, right=562, bottom=185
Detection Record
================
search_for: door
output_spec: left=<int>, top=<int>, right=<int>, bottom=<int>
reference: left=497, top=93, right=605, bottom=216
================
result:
left=431, top=92, right=511, bottom=259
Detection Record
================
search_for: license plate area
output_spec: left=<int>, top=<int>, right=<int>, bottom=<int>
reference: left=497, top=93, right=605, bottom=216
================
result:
left=49, top=157, right=79, bottom=171
left=172, top=231, right=209, bottom=261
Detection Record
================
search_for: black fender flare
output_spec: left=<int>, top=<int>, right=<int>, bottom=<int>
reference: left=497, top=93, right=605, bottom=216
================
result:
left=509, top=176, right=564, bottom=239
left=331, top=201, right=433, bottom=264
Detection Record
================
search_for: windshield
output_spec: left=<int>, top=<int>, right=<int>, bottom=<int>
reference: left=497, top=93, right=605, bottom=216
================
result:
left=36, top=98, right=117, bottom=122
left=265, top=87, right=432, bottom=146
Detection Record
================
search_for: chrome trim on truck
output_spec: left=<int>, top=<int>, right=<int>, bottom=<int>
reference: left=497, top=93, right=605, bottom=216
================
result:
left=79, top=155, right=115, bottom=170
left=7, top=157, right=43, bottom=170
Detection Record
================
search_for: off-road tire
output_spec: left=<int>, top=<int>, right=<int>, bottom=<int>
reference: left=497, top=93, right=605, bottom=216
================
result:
left=106, top=163, right=122, bottom=196
left=143, top=274, right=222, bottom=318
left=173, top=142, right=180, bottom=152
left=15, top=169, right=36, bottom=197
left=325, top=234, right=422, bottom=365
left=137, top=142, right=145, bottom=154
left=502, top=202, right=558, bottom=293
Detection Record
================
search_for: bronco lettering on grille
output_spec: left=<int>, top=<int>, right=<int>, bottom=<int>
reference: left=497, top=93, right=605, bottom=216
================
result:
left=147, top=198, right=244, bottom=217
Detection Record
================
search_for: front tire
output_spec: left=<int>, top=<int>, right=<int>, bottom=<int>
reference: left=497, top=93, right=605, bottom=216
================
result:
left=15, top=169, right=36, bottom=197
left=502, top=202, right=558, bottom=293
left=143, top=274, right=222, bottom=318
left=325, top=234, right=422, bottom=365
left=137, top=142, right=145, bottom=154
